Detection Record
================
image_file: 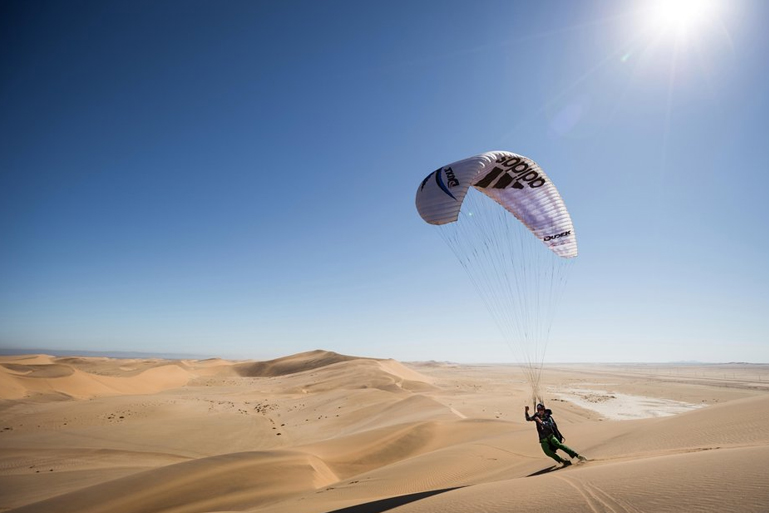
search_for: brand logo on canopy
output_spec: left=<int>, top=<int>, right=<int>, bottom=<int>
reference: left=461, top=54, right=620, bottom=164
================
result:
left=474, top=155, right=547, bottom=190
left=420, top=167, right=460, bottom=200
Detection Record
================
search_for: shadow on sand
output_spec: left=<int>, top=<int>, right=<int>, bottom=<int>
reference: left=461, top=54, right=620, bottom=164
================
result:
left=323, top=487, right=464, bottom=513
left=527, top=465, right=560, bottom=477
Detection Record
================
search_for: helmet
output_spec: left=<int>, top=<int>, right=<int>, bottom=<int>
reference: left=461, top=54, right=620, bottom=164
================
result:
left=536, top=403, right=545, bottom=410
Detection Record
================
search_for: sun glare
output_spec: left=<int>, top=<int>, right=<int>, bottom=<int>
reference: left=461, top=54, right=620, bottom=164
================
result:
left=648, top=0, right=718, bottom=34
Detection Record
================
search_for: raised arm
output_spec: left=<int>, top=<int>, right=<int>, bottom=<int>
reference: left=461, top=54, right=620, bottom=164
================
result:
left=525, top=406, right=540, bottom=423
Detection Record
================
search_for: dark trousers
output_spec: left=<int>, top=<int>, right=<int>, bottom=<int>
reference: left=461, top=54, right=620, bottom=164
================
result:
left=540, top=434, right=578, bottom=463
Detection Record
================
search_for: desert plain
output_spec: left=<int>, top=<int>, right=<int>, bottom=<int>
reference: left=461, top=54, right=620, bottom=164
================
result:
left=1, top=350, right=768, bottom=513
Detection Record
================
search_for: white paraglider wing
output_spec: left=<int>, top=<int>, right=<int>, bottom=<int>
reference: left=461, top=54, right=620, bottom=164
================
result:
left=415, top=151, right=577, bottom=258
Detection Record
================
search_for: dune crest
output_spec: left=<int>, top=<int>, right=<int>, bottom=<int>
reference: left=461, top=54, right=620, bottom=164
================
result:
left=8, top=451, right=338, bottom=513
left=0, top=356, right=193, bottom=400
left=233, top=349, right=362, bottom=377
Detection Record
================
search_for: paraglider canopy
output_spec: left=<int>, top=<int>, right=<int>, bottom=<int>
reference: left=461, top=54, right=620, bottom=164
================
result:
left=416, top=151, right=577, bottom=258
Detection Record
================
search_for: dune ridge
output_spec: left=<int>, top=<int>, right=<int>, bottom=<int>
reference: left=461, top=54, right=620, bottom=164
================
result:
left=233, top=350, right=361, bottom=378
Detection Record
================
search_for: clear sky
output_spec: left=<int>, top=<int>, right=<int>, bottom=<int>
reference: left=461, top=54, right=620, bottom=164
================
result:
left=1, top=0, right=767, bottom=363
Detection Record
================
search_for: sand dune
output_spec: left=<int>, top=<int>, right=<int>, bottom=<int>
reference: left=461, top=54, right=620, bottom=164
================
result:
left=0, top=360, right=193, bottom=400
left=8, top=451, right=337, bottom=513
left=0, top=355, right=56, bottom=366
left=1, top=352, right=768, bottom=513
left=384, top=445, right=769, bottom=513
left=233, top=350, right=361, bottom=378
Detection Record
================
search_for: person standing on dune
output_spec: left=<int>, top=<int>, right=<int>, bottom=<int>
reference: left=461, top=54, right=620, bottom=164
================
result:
left=525, top=403, right=586, bottom=466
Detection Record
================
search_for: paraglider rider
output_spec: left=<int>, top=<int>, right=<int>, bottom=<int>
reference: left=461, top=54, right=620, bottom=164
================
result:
left=525, top=403, right=586, bottom=466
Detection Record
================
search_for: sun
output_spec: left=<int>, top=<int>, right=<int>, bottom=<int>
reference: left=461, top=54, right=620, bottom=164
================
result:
left=648, top=0, right=719, bottom=35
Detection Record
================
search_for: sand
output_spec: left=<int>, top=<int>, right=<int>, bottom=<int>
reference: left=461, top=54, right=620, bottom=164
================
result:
left=1, top=352, right=768, bottom=512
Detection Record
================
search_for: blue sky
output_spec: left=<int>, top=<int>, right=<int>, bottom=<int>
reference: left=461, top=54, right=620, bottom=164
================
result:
left=1, top=0, right=767, bottom=363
